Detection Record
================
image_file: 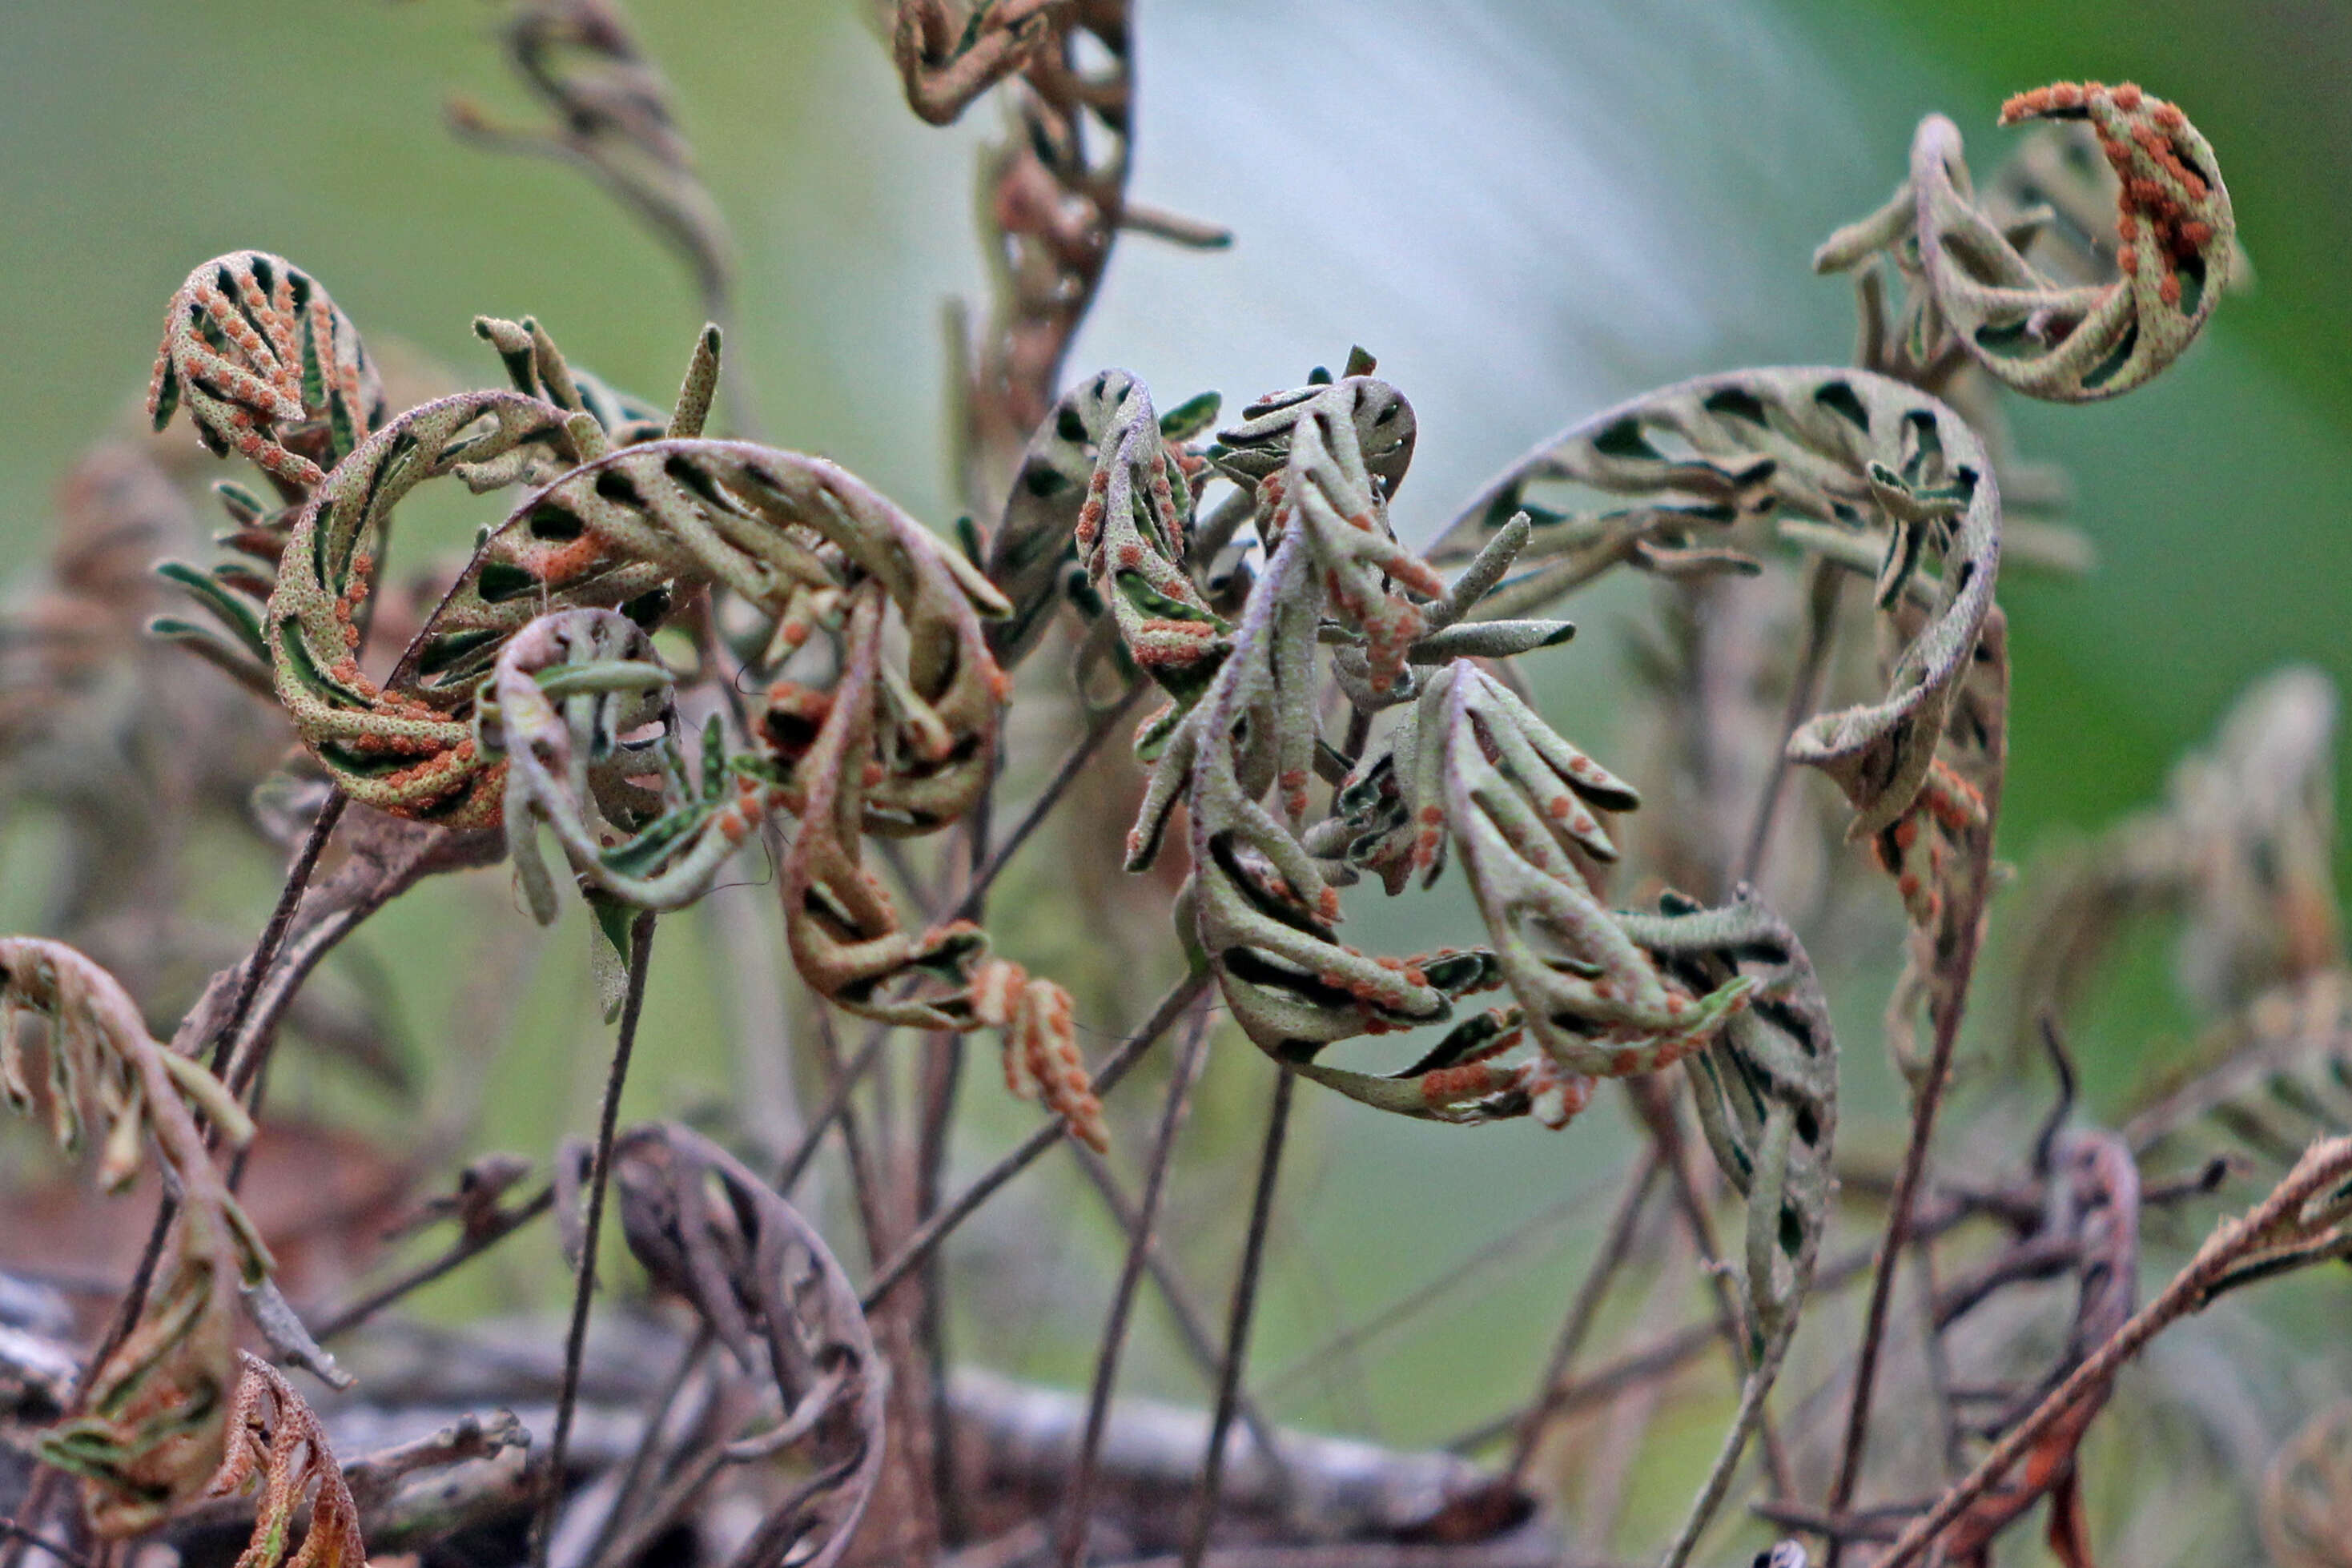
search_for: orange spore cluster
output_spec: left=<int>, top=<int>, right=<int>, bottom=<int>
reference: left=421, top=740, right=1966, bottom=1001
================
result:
left=2000, top=82, right=2215, bottom=314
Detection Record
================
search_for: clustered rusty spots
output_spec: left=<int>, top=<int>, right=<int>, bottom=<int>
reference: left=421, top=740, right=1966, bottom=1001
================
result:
left=1998, top=81, right=2217, bottom=312
left=148, top=253, right=384, bottom=492
left=1817, top=78, right=2234, bottom=403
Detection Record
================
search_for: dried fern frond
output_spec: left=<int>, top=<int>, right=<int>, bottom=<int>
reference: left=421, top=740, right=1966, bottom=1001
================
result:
left=2265, top=1402, right=2352, bottom=1568
left=594, top=1123, right=885, bottom=1568
left=2019, top=666, right=2341, bottom=1052
left=0, top=937, right=257, bottom=1238
left=42, top=1208, right=247, bottom=1537
left=449, top=0, right=734, bottom=314
left=0, top=939, right=281, bottom=1534
left=899, top=0, right=1173, bottom=510
left=203, top=1353, right=368, bottom=1568
left=1883, top=1135, right=2352, bottom=1568
left=1925, top=1129, right=2141, bottom=1568
left=1816, top=81, right=2234, bottom=403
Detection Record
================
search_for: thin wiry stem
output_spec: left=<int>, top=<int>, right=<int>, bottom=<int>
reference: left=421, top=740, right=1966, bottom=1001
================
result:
left=862, top=972, right=1208, bottom=1312
left=1067, top=1142, right=1291, bottom=1474
left=1449, top=1179, right=1994, bottom=1456
left=1645, top=1088, right=1792, bottom=1498
left=774, top=1022, right=892, bottom=1196
left=215, top=791, right=350, bottom=1088
left=0, top=1518, right=88, bottom=1568
left=582, top=1325, right=714, bottom=1568
left=916, top=1029, right=968, bottom=1546
left=1058, top=1003, right=1216, bottom=1566
left=808, top=1005, right=893, bottom=1272
left=1738, top=560, right=1843, bottom=887
left=531, top=911, right=657, bottom=1568
left=1183, top=1067, right=1296, bottom=1568
left=1912, top=1236, right=1966, bottom=1478
left=951, top=681, right=1143, bottom=924
left=1504, top=1152, right=1662, bottom=1484
left=1264, top=1179, right=1606, bottom=1402
left=1822, top=779, right=2008, bottom=1562
left=313, top=1184, right=555, bottom=1342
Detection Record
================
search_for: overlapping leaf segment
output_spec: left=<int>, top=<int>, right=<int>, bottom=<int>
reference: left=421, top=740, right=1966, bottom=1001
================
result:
left=993, top=359, right=1878, bottom=1140
left=147, top=252, right=1104, bottom=1151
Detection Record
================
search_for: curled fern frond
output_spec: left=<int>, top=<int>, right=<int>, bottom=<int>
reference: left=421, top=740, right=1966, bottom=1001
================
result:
left=1614, top=888, right=1835, bottom=1568
left=1212, top=372, right=1437, bottom=702
left=1816, top=81, right=2233, bottom=402
left=891, top=0, right=1065, bottom=126
left=1100, top=365, right=1756, bottom=1127
left=203, top=1354, right=368, bottom=1568
left=149, top=252, right=382, bottom=490
left=0, top=939, right=299, bottom=1534
left=267, top=389, right=584, bottom=826
left=988, top=369, right=1227, bottom=711
left=1441, top=367, right=2002, bottom=838
left=1434, top=664, right=1755, bottom=1111
left=592, top=1124, right=885, bottom=1568
left=770, top=585, right=1104, bottom=1148
left=476, top=609, right=691, bottom=922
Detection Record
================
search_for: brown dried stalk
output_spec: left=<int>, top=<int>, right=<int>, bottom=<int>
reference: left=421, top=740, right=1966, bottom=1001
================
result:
left=1879, top=1134, right=2352, bottom=1568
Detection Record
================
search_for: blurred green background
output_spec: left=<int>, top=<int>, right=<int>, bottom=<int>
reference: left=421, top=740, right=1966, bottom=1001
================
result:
left=2, top=2, right=2346, bottom=1561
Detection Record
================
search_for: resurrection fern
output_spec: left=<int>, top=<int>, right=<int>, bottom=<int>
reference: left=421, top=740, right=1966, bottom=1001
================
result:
left=6, top=30, right=2318, bottom=1568
left=1613, top=891, right=1835, bottom=1568
left=150, top=255, right=1107, bottom=1149
left=203, top=1354, right=369, bottom=1568
left=1433, top=365, right=2002, bottom=841
left=0, top=939, right=309, bottom=1535
left=1816, top=81, right=2235, bottom=401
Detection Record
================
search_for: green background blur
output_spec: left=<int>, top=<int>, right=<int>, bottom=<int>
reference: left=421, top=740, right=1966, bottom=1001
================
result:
left=2, top=2, right=2346, bottom=1561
